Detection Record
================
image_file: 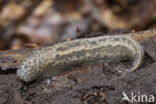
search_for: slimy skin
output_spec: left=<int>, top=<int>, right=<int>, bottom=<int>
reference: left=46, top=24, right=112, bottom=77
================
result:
left=16, top=35, right=144, bottom=82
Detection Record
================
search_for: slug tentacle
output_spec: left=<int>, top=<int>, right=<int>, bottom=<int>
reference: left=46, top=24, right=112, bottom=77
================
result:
left=16, top=35, right=144, bottom=82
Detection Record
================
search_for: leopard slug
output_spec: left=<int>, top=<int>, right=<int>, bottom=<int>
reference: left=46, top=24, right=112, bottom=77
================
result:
left=16, top=35, right=144, bottom=82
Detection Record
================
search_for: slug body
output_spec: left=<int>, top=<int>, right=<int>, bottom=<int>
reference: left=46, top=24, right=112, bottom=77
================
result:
left=16, top=35, right=144, bottom=82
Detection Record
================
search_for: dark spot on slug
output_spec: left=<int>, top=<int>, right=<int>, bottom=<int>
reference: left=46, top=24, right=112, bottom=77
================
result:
left=98, top=38, right=107, bottom=42
left=114, top=38, right=119, bottom=41
left=89, top=41, right=97, bottom=45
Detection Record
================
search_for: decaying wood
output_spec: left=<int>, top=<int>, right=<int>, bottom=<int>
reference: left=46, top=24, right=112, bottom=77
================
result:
left=128, top=28, right=156, bottom=41
left=0, top=49, right=31, bottom=70
left=0, top=28, right=156, bottom=71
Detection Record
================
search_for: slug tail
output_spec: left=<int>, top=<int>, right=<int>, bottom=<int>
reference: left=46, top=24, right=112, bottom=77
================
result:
left=130, top=41, right=144, bottom=72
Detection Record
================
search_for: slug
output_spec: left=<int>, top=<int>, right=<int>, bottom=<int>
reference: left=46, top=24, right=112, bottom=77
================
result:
left=16, top=35, right=144, bottom=82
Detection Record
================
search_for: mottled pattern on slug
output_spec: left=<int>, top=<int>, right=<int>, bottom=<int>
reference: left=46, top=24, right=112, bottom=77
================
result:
left=16, top=35, right=144, bottom=82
